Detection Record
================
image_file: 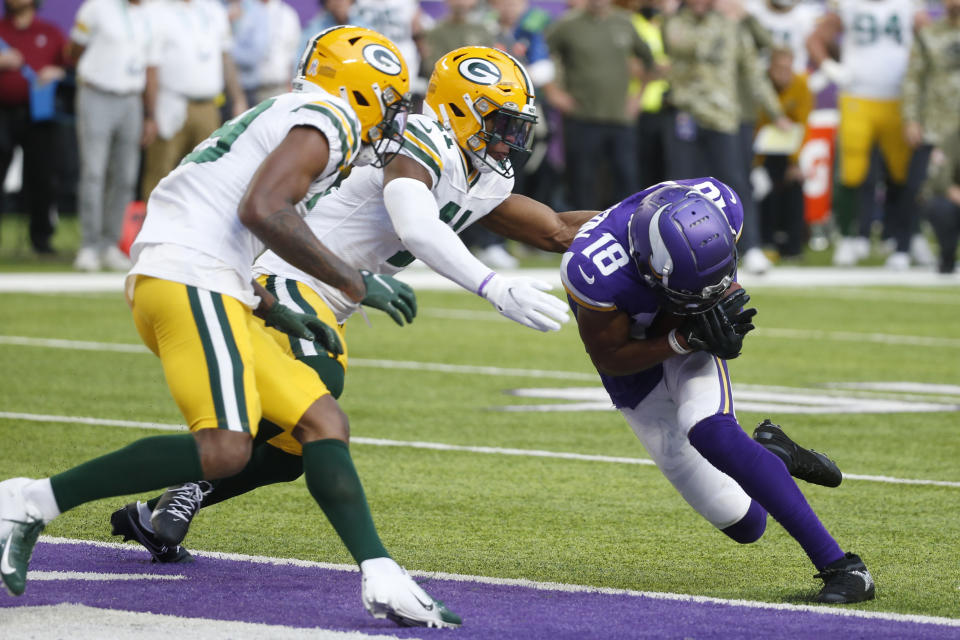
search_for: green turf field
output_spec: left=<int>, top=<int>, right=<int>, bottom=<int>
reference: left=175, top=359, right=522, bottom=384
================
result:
left=0, top=283, right=958, bottom=619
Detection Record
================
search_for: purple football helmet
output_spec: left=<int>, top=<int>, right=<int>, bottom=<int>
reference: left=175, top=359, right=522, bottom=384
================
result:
left=627, top=185, right=738, bottom=314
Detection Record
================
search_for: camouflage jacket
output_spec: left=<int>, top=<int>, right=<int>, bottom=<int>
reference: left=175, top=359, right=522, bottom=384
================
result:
left=663, top=9, right=782, bottom=133
left=902, top=18, right=960, bottom=145
left=923, top=131, right=960, bottom=198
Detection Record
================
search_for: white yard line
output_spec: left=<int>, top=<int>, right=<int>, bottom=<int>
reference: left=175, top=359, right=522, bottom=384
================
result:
left=1, top=411, right=957, bottom=489
left=1, top=267, right=959, bottom=293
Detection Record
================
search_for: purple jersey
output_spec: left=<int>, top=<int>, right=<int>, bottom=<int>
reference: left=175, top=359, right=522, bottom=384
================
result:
left=561, top=178, right=744, bottom=409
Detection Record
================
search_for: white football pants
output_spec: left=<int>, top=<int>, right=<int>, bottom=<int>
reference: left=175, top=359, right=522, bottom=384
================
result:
left=620, top=351, right=752, bottom=529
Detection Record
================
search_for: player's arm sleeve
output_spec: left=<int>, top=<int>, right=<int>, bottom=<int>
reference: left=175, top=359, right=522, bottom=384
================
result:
left=383, top=177, right=493, bottom=294
left=396, top=120, right=445, bottom=189
left=901, top=33, right=926, bottom=125
left=289, top=99, right=361, bottom=174
left=560, top=252, right=617, bottom=312
left=70, top=0, right=97, bottom=46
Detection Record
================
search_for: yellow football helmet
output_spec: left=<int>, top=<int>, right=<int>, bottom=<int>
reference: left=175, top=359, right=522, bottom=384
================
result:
left=424, top=46, right=538, bottom=178
left=295, top=25, right=412, bottom=167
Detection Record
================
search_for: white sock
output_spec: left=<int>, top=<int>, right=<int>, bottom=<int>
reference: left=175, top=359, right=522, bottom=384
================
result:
left=360, top=556, right=402, bottom=577
left=23, top=478, right=61, bottom=524
left=136, top=501, right=156, bottom=533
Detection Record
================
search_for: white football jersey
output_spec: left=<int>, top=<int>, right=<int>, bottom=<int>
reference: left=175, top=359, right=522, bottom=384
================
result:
left=746, top=0, right=823, bottom=72
left=253, top=113, right=514, bottom=323
left=835, top=0, right=917, bottom=99
left=132, top=90, right=361, bottom=299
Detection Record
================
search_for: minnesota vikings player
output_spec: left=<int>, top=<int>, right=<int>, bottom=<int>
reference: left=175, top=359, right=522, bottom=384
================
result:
left=562, top=178, right=875, bottom=604
left=0, top=26, right=463, bottom=628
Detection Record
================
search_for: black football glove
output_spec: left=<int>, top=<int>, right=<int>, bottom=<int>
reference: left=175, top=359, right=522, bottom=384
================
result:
left=679, top=289, right=757, bottom=360
left=719, top=289, right=758, bottom=339
left=264, top=303, right=343, bottom=356
left=360, top=270, right=417, bottom=326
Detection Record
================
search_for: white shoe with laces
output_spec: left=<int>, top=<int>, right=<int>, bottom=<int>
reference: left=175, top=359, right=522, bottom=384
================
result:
left=360, top=557, right=462, bottom=628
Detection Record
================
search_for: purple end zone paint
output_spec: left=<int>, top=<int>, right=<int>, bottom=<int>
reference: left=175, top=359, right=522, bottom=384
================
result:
left=1, top=541, right=957, bottom=639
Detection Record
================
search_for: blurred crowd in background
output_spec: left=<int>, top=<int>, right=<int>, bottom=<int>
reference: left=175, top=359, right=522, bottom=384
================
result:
left=1, top=0, right=959, bottom=275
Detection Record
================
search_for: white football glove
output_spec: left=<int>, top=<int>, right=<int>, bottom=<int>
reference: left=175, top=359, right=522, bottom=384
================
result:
left=817, top=59, right=852, bottom=90
left=481, top=274, right=570, bottom=332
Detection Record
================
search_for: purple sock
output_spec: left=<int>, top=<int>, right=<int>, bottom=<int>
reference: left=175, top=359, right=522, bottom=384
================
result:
left=688, top=414, right=844, bottom=569
left=722, top=500, right=767, bottom=544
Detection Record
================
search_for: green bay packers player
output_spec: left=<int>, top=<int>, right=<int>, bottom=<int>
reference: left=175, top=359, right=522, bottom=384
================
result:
left=118, top=44, right=596, bottom=575
left=0, top=26, right=462, bottom=629
left=807, top=0, right=926, bottom=267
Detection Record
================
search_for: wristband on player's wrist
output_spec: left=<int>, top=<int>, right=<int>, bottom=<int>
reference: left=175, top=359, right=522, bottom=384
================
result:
left=667, top=328, right=692, bottom=355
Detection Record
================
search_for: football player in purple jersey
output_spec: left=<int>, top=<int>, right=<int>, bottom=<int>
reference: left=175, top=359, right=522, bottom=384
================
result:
left=561, top=178, right=875, bottom=604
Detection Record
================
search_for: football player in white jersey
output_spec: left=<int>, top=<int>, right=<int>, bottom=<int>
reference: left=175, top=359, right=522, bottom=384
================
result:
left=0, top=26, right=463, bottom=628
left=807, top=0, right=926, bottom=267
left=746, top=0, right=822, bottom=73
left=117, top=45, right=596, bottom=571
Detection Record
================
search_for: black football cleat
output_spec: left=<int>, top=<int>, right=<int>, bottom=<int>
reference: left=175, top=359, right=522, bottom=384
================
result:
left=110, top=502, right=193, bottom=564
left=814, top=552, right=876, bottom=604
left=753, top=419, right=843, bottom=488
left=150, top=481, right=211, bottom=547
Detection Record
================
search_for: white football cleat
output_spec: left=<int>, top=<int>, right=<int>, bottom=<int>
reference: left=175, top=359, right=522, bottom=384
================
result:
left=0, top=478, right=34, bottom=544
left=360, top=557, right=462, bottom=628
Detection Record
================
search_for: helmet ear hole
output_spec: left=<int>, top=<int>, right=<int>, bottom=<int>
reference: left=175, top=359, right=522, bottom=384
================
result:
left=448, top=103, right=465, bottom=117
left=352, top=91, right=369, bottom=106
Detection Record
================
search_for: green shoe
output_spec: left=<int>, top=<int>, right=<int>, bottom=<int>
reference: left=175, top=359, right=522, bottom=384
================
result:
left=1, top=517, right=45, bottom=596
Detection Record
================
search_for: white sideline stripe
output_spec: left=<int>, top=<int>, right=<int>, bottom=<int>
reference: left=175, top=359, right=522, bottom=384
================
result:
left=36, top=537, right=960, bottom=629
left=28, top=571, right=184, bottom=581
left=3, top=411, right=959, bottom=488
left=0, top=603, right=407, bottom=640
left=2, top=267, right=959, bottom=292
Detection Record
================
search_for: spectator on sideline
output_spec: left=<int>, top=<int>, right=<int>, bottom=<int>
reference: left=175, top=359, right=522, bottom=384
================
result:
left=491, top=0, right=557, bottom=202
left=140, top=0, right=246, bottom=200
left=901, top=0, right=960, bottom=271
left=297, top=0, right=366, bottom=73
left=422, top=0, right=494, bottom=73
left=228, top=0, right=269, bottom=108
left=755, top=47, right=813, bottom=259
left=807, top=0, right=924, bottom=269
left=546, top=0, right=654, bottom=210
left=729, top=0, right=777, bottom=273
left=922, top=131, right=960, bottom=274
left=664, top=0, right=791, bottom=271
left=353, top=0, right=425, bottom=92
left=745, top=0, right=822, bottom=74
left=620, top=0, right=671, bottom=188
left=251, top=0, right=301, bottom=103
left=662, top=0, right=789, bottom=274
left=67, top=0, right=157, bottom=272
left=0, top=0, right=66, bottom=255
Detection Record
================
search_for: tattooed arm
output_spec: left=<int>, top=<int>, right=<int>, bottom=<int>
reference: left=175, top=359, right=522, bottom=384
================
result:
left=238, top=125, right=366, bottom=303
